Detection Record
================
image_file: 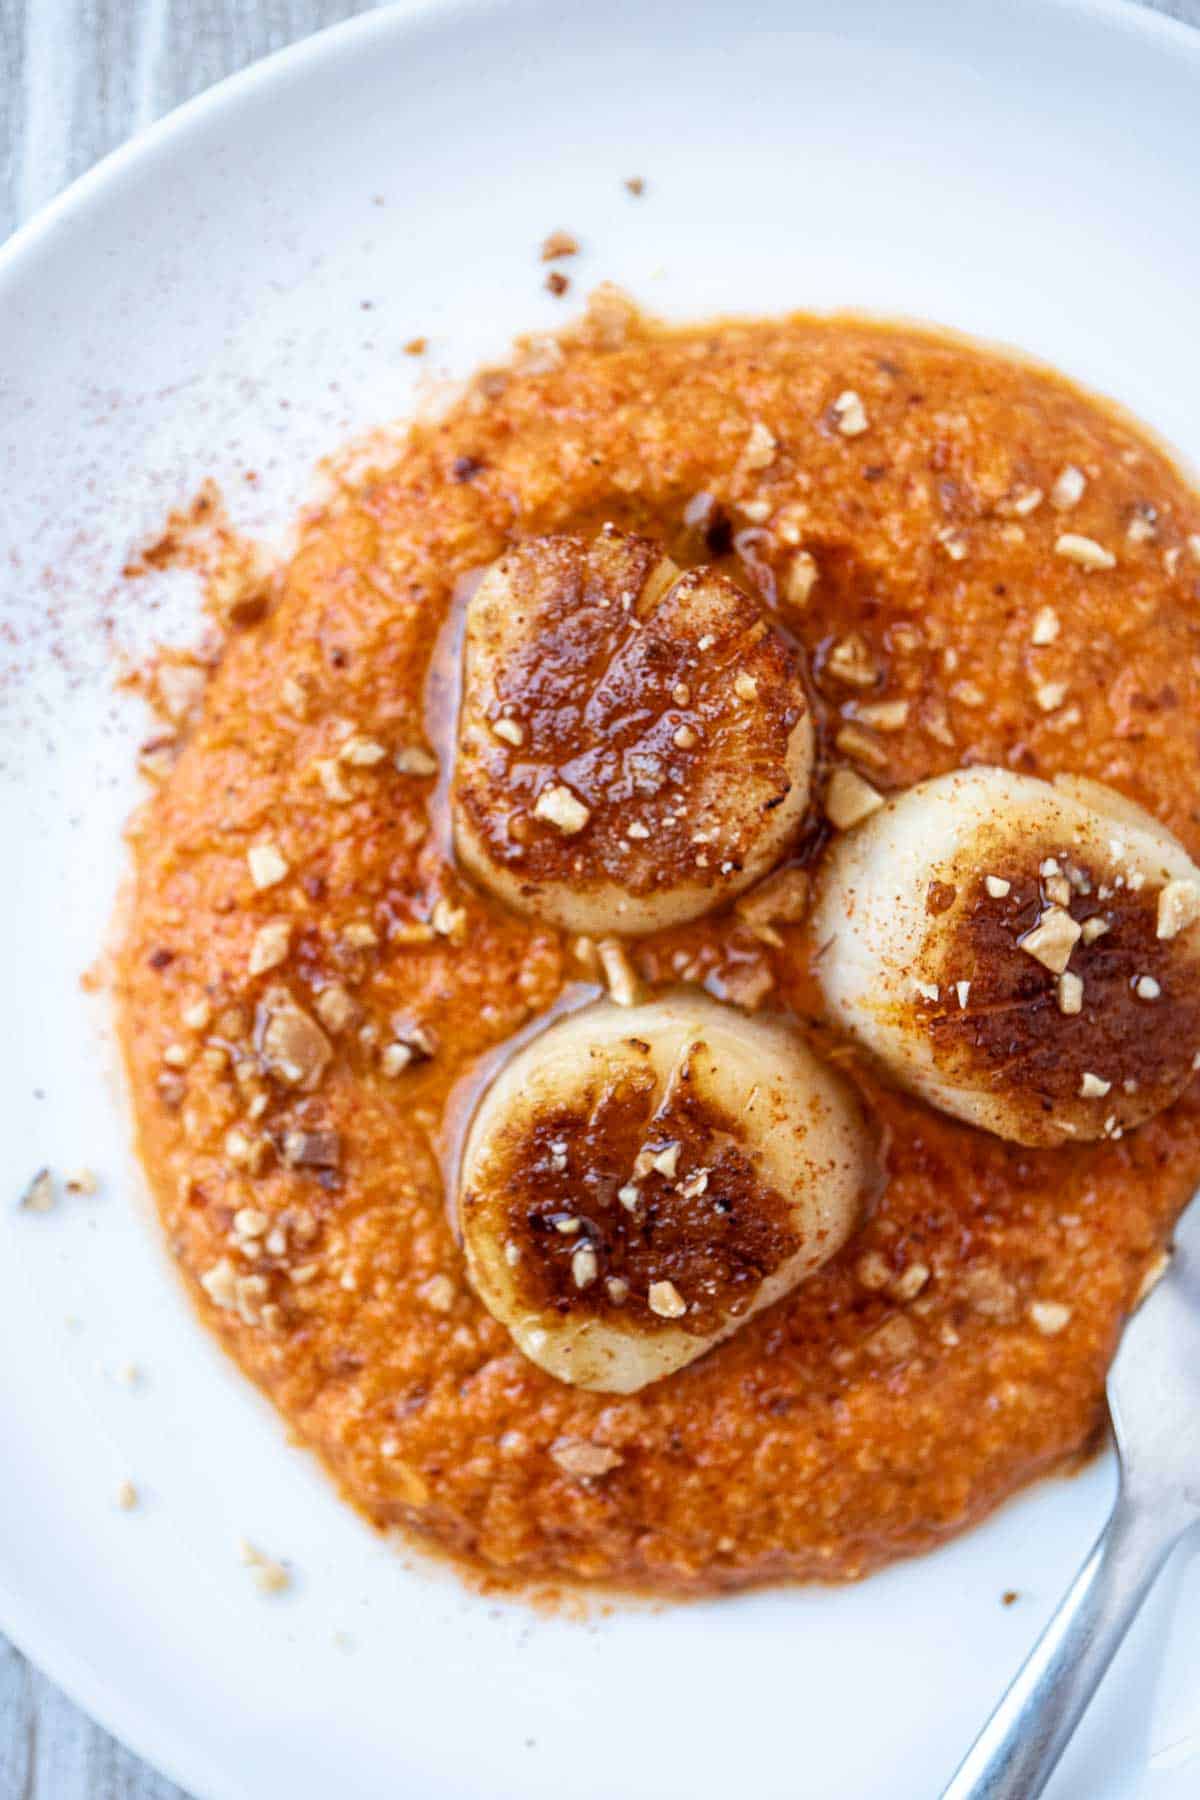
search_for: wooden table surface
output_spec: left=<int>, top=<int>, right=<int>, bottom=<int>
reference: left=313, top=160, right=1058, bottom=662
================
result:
left=2, top=0, right=1199, bottom=1792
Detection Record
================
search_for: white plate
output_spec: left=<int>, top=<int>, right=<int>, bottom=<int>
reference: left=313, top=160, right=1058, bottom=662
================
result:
left=3, top=1, right=1200, bottom=1795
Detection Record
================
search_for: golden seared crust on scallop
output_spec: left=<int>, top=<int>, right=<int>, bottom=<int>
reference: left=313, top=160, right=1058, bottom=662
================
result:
left=814, top=767, right=1200, bottom=1146
left=459, top=993, right=877, bottom=1393
left=453, top=529, right=815, bottom=935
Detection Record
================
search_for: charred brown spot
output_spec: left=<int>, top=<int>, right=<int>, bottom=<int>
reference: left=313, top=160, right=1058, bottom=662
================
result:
left=477, top=1061, right=800, bottom=1335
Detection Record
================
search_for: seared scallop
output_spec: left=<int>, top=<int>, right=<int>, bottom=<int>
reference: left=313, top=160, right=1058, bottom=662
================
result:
left=459, top=993, right=877, bottom=1392
left=453, top=529, right=815, bottom=934
left=814, top=766, right=1200, bottom=1145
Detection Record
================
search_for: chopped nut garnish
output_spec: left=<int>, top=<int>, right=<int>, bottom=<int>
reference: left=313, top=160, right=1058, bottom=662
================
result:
left=571, top=1244, right=599, bottom=1289
left=1031, top=606, right=1060, bottom=645
left=256, top=987, right=332, bottom=1089
left=672, top=724, right=699, bottom=750
left=233, top=1206, right=268, bottom=1238
left=19, top=1169, right=55, bottom=1213
left=550, top=1439, right=624, bottom=1478
left=733, top=671, right=758, bottom=701
left=856, top=1251, right=891, bottom=1291
left=854, top=697, right=908, bottom=731
left=784, top=551, right=818, bottom=608
left=626, top=820, right=650, bottom=840
left=1049, top=464, right=1086, bottom=510
left=742, top=420, right=777, bottom=470
left=1134, top=974, right=1161, bottom=1000
left=672, top=682, right=691, bottom=705
left=597, top=937, right=640, bottom=1006
left=825, top=767, right=885, bottom=830
left=115, top=1480, right=139, bottom=1511
left=936, top=526, right=968, bottom=561
left=1045, top=873, right=1072, bottom=907
left=606, top=1276, right=630, bottom=1303
left=1034, top=680, right=1069, bottom=713
left=280, top=675, right=308, bottom=716
left=161, top=1042, right=190, bottom=1068
left=1057, top=970, right=1084, bottom=1015
left=280, top=1129, right=341, bottom=1169
left=341, top=920, right=379, bottom=948
left=864, top=1314, right=918, bottom=1361
left=648, top=1279, right=687, bottom=1318
left=1055, top=532, right=1116, bottom=570
left=247, top=843, right=289, bottom=890
left=419, top=1273, right=456, bottom=1312
left=831, top=388, right=869, bottom=436
left=394, top=745, right=439, bottom=776
left=249, top=920, right=291, bottom=976
left=914, top=980, right=939, bottom=1002
left=1157, top=878, right=1200, bottom=941
left=1080, top=1071, right=1112, bottom=1098
left=182, top=998, right=212, bottom=1032
left=238, top=1540, right=291, bottom=1595
left=891, top=1262, right=931, bottom=1303
left=955, top=980, right=971, bottom=1009
left=314, top=984, right=355, bottom=1033
left=985, top=875, right=1011, bottom=899
left=540, top=229, right=579, bottom=260
left=381, top=1042, right=415, bottom=1077
left=1002, top=484, right=1043, bottom=517
left=431, top=898, right=468, bottom=941
left=1029, top=1301, right=1072, bottom=1336
left=533, top=783, right=590, bottom=834
left=617, top=1184, right=640, bottom=1212
left=491, top=717, right=524, bottom=747
left=649, top=1141, right=680, bottom=1179
left=65, top=1168, right=99, bottom=1196
left=734, top=866, right=811, bottom=947
left=834, top=721, right=888, bottom=770
left=339, top=734, right=388, bottom=767
left=825, top=633, right=877, bottom=688
left=1080, top=915, right=1110, bottom=944
left=200, top=1258, right=239, bottom=1310
left=1020, top=907, right=1082, bottom=974
left=313, top=756, right=352, bottom=803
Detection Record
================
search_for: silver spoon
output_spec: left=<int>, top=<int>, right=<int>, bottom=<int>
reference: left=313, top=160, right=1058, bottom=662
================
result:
left=942, top=1197, right=1200, bottom=1799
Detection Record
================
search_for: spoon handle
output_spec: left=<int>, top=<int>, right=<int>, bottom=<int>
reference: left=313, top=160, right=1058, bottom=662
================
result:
left=941, top=1491, right=1177, bottom=1799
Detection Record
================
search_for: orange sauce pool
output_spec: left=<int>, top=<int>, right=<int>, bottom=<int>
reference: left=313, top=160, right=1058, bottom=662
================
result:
left=116, top=298, right=1200, bottom=1594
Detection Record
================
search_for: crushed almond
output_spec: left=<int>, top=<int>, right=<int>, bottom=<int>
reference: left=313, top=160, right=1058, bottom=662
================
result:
left=394, top=745, right=439, bottom=776
left=825, top=633, right=877, bottom=688
left=247, top=843, right=288, bottom=890
left=571, top=1244, right=599, bottom=1289
left=1134, top=974, right=1161, bottom=1000
left=742, top=420, right=777, bottom=470
left=1079, top=1072, right=1112, bottom=1098
left=1057, top=971, right=1084, bottom=1015
left=1031, top=606, right=1060, bottom=645
left=734, top=866, right=811, bottom=947
left=831, top=389, right=869, bottom=436
left=784, top=551, right=819, bottom=608
left=19, top=1169, right=56, bottom=1213
left=1080, top=916, right=1110, bottom=944
left=314, top=984, right=355, bottom=1033
left=733, top=671, right=758, bottom=701
left=419, top=1273, right=456, bottom=1312
left=550, top=1439, right=623, bottom=1478
left=338, top=734, right=387, bottom=767
left=834, top=721, right=888, bottom=770
left=540, top=229, right=579, bottom=260
left=1055, top=532, right=1115, bottom=570
left=598, top=937, right=640, bottom=1007
left=1029, top=1301, right=1072, bottom=1336
left=115, top=1480, right=139, bottom=1511
left=65, top=1168, right=99, bottom=1196
left=648, top=1279, right=687, bottom=1318
left=1157, top=879, right=1200, bottom=941
left=854, top=697, right=908, bottom=731
left=672, top=724, right=699, bottom=750
left=1020, top=907, right=1082, bottom=974
left=313, top=757, right=352, bottom=803
left=1034, top=680, right=1069, bottom=713
left=985, top=875, right=1012, bottom=899
left=825, top=767, right=885, bottom=830
left=238, top=1539, right=291, bottom=1595
left=1049, top=465, right=1086, bottom=511
left=491, top=717, right=524, bottom=746
left=431, top=898, right=468, bottom=941
left=249, top=920, right=291, bottom=976
left=533, top=783, right=590, bottom=834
